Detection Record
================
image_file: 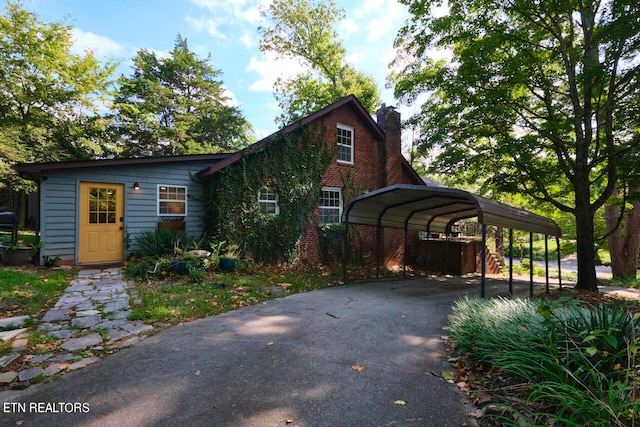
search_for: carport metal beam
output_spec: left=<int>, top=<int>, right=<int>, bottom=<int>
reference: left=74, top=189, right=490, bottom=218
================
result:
left=342, top=185, right=562, bottom=297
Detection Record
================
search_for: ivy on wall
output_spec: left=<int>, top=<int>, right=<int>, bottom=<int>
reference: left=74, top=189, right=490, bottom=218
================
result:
left=317, top=170, right=371, bottom=264
left=202, top=124, right=334, bottom=264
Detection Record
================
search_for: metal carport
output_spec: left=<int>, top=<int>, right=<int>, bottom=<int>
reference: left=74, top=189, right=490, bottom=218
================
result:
left=341, top=184, right=563, bottom=297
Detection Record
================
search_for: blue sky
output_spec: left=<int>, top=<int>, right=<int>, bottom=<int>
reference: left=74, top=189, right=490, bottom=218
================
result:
left=11, top=0, right=415, bottom=138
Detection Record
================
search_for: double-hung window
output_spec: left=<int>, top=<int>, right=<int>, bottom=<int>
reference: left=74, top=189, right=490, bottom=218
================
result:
left=258, top=187, right=279, bottom=215
left=336, top=124, right=354, bottom=164
left=319, top=187, right=342, bottom=225
left=158, top=185, right=187, bottom=216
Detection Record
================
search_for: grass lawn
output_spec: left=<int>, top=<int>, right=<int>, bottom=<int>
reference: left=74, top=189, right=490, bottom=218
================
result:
left=0, top=267, right=72, bottom=319
left=126, top=264, right=347, bottom=325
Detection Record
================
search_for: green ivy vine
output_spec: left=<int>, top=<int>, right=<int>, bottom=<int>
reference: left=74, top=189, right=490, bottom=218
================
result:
left=202, top=124, right=334, bottom=264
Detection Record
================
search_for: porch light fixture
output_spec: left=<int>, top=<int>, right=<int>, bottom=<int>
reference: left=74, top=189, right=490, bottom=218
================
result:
left=133, top=182, right=140, bottom=190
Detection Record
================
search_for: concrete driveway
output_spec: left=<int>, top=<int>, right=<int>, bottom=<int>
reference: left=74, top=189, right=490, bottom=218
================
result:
left=0, top=277, right=536, bottom=427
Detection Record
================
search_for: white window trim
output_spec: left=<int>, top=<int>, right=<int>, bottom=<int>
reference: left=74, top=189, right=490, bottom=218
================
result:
left=336, top=124, right=354, bottom=165
left=319, top=186, right=342, bottom=225
left=157, top=184, right=188, bottom=216
left=258, top=187, right=279, bottom=216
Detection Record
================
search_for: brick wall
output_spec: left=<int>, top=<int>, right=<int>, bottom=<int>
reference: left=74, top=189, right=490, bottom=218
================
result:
left=297, top=101, right=420, bottom=266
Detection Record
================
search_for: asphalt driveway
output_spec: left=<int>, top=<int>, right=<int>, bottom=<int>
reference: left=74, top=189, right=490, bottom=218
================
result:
left=0, top=277, right=535, bottom=427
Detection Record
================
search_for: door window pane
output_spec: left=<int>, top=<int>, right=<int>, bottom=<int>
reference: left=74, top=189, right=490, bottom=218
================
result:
left=88, top=187, right=117, bottom=224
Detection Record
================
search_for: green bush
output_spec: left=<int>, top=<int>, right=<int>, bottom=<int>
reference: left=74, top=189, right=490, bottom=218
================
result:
left=446, top=296, right=549, bottom=364
left=447, top=296, right=639, bottom=426
left=134, top=229, right=200, bottom=257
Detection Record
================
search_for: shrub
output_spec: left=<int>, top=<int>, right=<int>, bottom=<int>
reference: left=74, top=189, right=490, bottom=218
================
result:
left=134, top=229, right=199, bottom=257
left=446, top=296, right=548, bottom=364
left=447, top=296, right=639, bottom=426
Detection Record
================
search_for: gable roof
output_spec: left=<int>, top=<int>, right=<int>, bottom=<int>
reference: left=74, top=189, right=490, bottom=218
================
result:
left=196, top=94, right=385, bottom=179
left=15, top=153, right=231, bottom=180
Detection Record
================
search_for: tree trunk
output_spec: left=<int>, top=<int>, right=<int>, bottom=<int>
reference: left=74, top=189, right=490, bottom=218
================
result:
left=574, top=207, right=599, bottom=292
left=605, top=188, right=640, bottom=280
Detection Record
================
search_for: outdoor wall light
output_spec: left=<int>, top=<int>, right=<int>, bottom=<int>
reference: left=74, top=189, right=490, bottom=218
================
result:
left=133, top=182, right=140, bottom=190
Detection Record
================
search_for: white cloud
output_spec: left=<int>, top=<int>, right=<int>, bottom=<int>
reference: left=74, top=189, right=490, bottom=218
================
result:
left=365, top=0, right=406, bottom=42
left=185, top=16, right=226, bottom=39
left=246, top=52, right=306, bottom=92
left=70, top=28, right=127, bottom=58
left=187, top=0, right=272, bottom=39
left=240, top=30, right=258, bottom=48
left=358, top=0, right=386, bottom=16
left=338, top=18, right=359, bottom=37
left=222, top=85, right=241, bottom=107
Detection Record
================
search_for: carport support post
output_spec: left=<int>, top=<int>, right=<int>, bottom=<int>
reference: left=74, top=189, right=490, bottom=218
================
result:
left=403, top=227, right=408, bottom=277
left=425, top=225, right=431, bottom=275
left=481, top=224, right=487, bottom=298
left=529, top=232, right=534, bottom=297
left=556, top=236, right=562, bottom=292
left=342, top=223, right=349, bottom=284
left=376, top=225, right=381, bottom=279
left=509, top=228, right=514, bottom=297
left=545, top=235, right=549, bottom=294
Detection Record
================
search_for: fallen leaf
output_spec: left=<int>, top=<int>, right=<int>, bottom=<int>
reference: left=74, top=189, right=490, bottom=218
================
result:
left=351, top=364, right=365, bottom=372
left=441, top=371, right=456, bottom=383
left=194, top=370, right=200, bottom=376
left=394, top=400, right=407, bottom=405
left=266, top=342, right=274, bottom=346
left=474, top=392, right=492, bottom=406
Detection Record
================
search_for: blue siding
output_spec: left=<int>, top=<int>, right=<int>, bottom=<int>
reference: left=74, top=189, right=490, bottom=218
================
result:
left=39, top=160, right=213, bottom=264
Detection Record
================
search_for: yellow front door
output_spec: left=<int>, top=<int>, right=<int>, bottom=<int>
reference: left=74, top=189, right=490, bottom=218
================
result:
left=79, top=182, right=124, bottom=264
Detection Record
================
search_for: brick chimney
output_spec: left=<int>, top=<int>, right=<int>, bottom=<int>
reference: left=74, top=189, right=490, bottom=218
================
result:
left=376, top=103, right=402, bottom=186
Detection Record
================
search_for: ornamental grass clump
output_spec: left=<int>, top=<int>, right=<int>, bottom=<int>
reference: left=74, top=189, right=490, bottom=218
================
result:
left=446, top=296, right=548, bottom=364
left=447, top=296, right=639, bottom=426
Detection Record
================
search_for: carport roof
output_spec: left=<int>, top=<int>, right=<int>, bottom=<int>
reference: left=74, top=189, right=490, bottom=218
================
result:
left=342, top=184, right=561, bottom=236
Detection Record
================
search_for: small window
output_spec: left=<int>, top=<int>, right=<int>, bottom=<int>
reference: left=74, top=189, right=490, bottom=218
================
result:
left=336, top=124, right=354, bottom=164
left=158, top=185, right=187, bottom=216
left=259, top=187, right=279, bottom=216
left=319, top=187, right=342, bottom=225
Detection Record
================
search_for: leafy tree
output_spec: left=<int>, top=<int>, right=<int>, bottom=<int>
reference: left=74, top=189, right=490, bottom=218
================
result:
left=390, top=0, right=640, bottom=291
left=0, top=2, right=116, bottom=193
left=112, top=35, right=254, bottom=157
left=259, top=0, right=380, bottom=125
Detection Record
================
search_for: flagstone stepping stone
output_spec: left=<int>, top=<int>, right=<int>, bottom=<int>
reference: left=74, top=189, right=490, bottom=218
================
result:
left=30, top=354, right=53, bottom=365
left=37, top=322, right=62, bottom=332
left=18, top=367, right=44, bottom=382
left=41, top=309, right=70, bottom=322
left=49, top=354, right=80, bottom=362
left=49, top=329, right=77, bottom=340
left=0, top=371, right=18, bottom=383
left=103, top=300, right=130, bottom=313
left=0, top=315, right=29, bottom=329
left=60, top=333, right=103, bottom=352
left=44, top=363, right=69, bottom=377
left=121, top=322, right=153, bottom=335
left=68, top=357, right=100, bottom=371
left=0, top=352, right=20, bottom=369
left=71, top=314, right=101, bottom=329
left=105, top=328, right=132, bottom=341
left=0, top=328, right=27, bottom=342
left=77, top=309, right=101, bottom=317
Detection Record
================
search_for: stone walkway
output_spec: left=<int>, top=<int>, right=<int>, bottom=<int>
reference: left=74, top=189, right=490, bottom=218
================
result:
left=0, top=268, right=152, bottom=388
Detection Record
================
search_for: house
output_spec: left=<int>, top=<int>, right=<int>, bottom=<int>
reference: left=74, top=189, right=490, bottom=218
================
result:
left=14, top=95, right=424, bottom=266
